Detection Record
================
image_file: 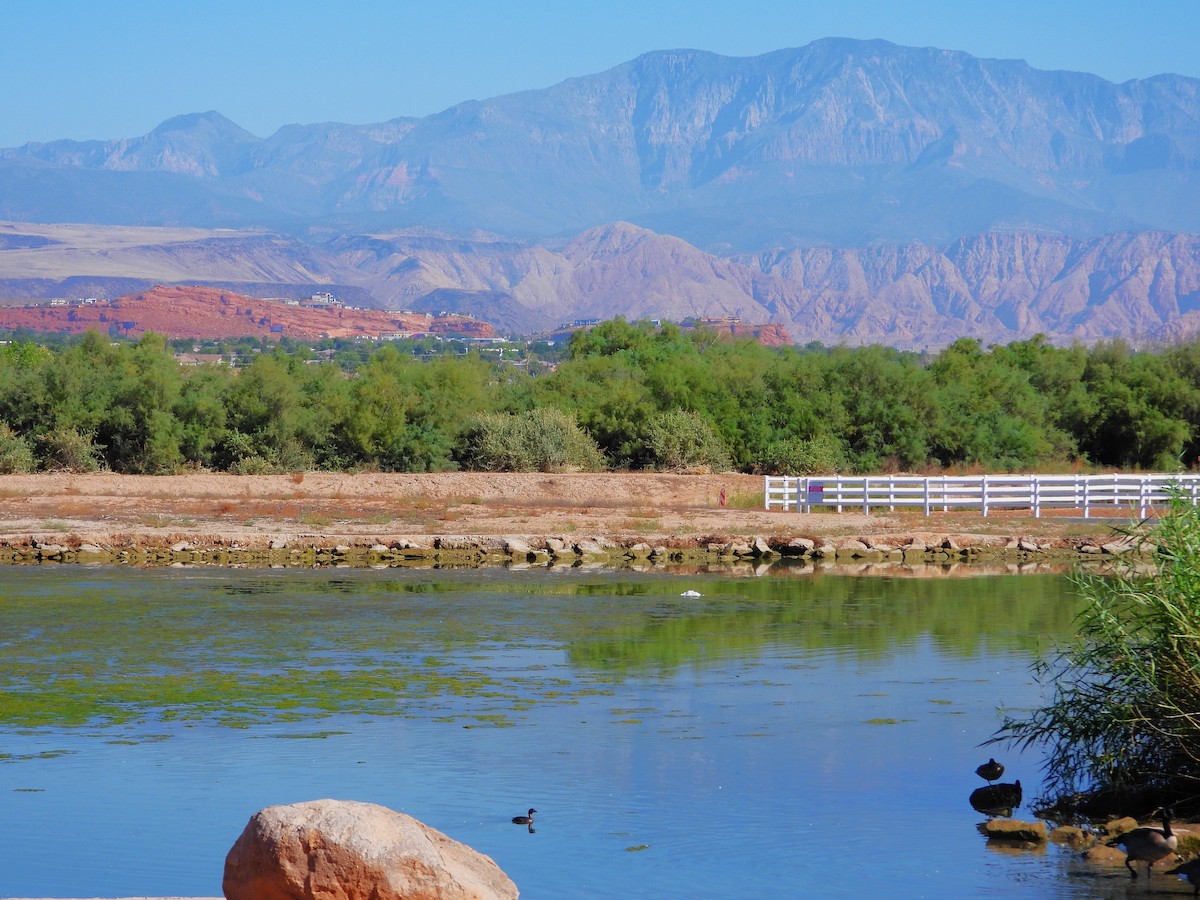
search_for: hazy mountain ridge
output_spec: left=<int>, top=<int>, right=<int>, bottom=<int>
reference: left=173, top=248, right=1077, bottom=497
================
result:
left=4, top=221, right=1197, bottom=349
left=2, top=40, right=1200, bottom=348
left=742, top=229, right=1200, bottom=347
left=4, top=40, right=1200, bottom=245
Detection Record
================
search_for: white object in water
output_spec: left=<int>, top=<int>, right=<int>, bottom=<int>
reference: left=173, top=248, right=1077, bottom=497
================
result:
left=680, top=589, right=702, bottom=597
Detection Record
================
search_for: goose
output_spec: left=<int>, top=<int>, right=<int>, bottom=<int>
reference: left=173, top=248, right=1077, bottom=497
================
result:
left=1107, top=807, right=1178, bottom=880
left=1167, top=858, right=1200, bottom=896
left=512, top=808, right=537, bottom=825
left=975, top=758, right=1004, bottom=783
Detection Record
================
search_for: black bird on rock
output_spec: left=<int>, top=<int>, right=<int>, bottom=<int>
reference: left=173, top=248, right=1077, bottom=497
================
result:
left=975, top=758, right=1004, bottom=783
left=1107, top=807, right=1178, bottom=880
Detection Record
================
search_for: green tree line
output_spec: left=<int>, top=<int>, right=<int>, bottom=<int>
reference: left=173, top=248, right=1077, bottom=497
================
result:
left=2, top=322, right=1200, bottom=475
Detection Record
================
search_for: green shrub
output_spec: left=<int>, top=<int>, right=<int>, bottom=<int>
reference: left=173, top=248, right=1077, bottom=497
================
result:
left=456, top=408, right=605, bottom=472
left=220, top=437, right=313, bottom=475
left=273, top=438, right=315, bottom=474
left=228, top=454, right=275, bottom=475
left=992, top=497, right=1200, bottom=814
left=642, top=410, right=731, bottom=472
left=0, top=424, right=34, bottom=473
left=39, top=427, right=102, bottom=473
left=758, top=434, right=850, bottom=475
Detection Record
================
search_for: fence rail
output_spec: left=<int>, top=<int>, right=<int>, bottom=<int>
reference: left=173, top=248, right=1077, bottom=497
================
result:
left=763, top=474, right=1200, bottom=518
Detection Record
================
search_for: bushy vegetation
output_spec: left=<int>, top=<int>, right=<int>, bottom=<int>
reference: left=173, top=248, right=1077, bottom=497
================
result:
left=4, top=322, right=1200, bottom=474
left=0, top=423, right=34, bottom=473
left=455, top=408, right=604, bottom=472
left=992, top=499, right=1200, bottom=815
left=640, top=409, right=732, bottom=472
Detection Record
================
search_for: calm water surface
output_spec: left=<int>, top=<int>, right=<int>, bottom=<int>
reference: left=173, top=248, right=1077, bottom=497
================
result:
left=0, top=565, right=1183, bottom=898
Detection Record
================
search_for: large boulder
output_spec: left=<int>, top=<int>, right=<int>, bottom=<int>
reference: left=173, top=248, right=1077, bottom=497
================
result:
left=223, top=799, right=519, bottom=900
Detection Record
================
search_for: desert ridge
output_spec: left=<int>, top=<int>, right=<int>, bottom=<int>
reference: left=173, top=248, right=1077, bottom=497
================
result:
left=0, top=285, right=495, bottom=342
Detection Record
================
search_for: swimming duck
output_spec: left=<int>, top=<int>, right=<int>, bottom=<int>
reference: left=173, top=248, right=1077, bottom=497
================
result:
left=1167, top=857, right=1200, bottom=896
left=1107, top=807, right=1178, bottom=880
left=512, top=808, right=537, bottom=825
left=975, top=758, right=1004, bottom=783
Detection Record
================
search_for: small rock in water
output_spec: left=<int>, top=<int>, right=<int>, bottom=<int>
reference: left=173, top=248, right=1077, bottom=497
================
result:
left=969, top=780, right=1022, bottom=816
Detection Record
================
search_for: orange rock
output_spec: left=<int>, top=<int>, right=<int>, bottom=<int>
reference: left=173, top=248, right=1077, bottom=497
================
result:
left=0, top=285, right=496, bottom=342
left=223, top=799, right=518, bottom=900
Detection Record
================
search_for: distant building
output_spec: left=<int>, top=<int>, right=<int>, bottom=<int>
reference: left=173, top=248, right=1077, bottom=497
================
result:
left=174, top=353, right=228, bottom=366
left=303, top=291, right=343, bottom=308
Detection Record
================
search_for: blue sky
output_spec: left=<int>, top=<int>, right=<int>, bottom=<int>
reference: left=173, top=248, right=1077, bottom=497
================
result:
left=7, top=0, right=1199, bottom=148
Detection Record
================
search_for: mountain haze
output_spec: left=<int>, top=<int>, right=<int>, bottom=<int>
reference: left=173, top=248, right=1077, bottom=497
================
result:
left=5, top=39, right=1200, bottom=247
left=1, top=39, right=1199, bottom=347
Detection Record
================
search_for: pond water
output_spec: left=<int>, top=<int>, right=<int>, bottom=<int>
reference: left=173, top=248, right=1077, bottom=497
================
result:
left=0, top=565, right=1184, bottom=898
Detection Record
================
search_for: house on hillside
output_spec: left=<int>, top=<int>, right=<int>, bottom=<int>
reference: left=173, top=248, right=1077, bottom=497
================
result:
left=303, top=291, right=343, bottom=308
left=175, top=353, right=228, bottom=366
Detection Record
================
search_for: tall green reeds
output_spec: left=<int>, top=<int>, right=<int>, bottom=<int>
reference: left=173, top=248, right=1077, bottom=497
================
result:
left=993, top=497, right=1200, bottom=814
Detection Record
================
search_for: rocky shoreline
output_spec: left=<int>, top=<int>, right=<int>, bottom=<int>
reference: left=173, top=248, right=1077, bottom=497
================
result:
left=0, top=470, right=1143, bottom=572
left=5, top=527, right=1145, bottom=571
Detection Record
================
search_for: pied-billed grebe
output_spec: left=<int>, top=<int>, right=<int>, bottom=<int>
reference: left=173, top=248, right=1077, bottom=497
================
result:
left=975, top=758, right=1004, bottom=783
left=512, top=808, right=537, bottom=825
left=1108, top=807, right=1177, bottom=880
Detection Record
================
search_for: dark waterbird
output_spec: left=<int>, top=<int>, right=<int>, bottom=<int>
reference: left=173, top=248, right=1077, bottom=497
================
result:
left=975, top=758, right=1004, bottom=784
left=1107, top=807, right=1178, bottom=880
left=1166, top=857, right=1200, bottom=896
left=512, top=808, right=537, bottom=825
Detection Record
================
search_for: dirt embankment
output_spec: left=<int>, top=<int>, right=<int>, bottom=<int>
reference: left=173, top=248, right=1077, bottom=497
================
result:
left=0, top=471, right=1124, bottom=557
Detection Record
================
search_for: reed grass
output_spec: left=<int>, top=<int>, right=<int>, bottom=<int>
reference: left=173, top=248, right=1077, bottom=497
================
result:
left=992, top=496, right=1200, bottom=815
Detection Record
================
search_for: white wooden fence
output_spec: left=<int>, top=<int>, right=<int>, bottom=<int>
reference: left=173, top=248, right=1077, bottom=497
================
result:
left=764, top=474, right=1200, bottom=518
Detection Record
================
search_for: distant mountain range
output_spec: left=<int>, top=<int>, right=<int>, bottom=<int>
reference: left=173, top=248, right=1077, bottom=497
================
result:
left=2, top=38, right=1199, bottom=347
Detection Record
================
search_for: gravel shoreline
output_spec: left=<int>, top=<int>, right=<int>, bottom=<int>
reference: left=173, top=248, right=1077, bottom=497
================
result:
left=0, top=471, right=1137, bottom=570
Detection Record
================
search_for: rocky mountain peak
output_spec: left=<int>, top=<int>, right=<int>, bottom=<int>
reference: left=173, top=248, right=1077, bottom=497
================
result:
left=1, top=41, right=1199, bottom=349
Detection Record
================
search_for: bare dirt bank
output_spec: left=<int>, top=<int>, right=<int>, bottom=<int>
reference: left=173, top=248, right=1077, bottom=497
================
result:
left=0, top=471, right=1129, bottom=565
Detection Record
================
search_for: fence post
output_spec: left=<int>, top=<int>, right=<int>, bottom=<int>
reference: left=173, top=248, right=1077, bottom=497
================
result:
left=981, top=475, right=990, bottom=518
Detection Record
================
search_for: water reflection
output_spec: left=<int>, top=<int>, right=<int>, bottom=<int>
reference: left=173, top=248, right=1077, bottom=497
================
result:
left=0, top=565, right=1147, bottom=898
